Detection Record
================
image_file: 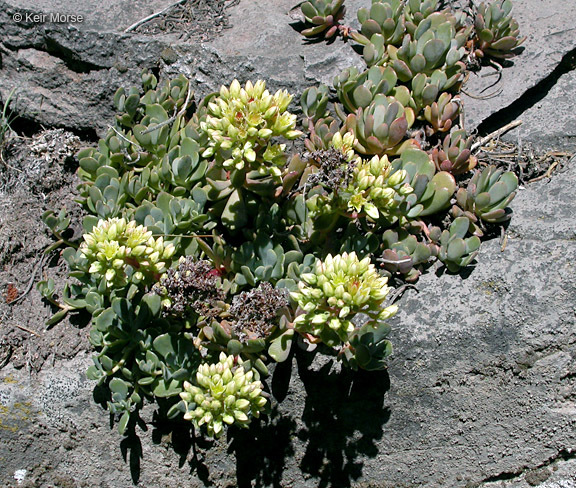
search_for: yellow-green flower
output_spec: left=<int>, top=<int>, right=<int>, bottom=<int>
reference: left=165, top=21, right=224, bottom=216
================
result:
left=346, top=155, right=412, bottom=221
left=180, top=353, right=267, bottom=438
left=200, top=80, right=301, bottom=178
left=330, top=131, right=357, bottom=162
left=291, top=252, right=397, bottom=346
left=80, top=218, right=175, bottom=288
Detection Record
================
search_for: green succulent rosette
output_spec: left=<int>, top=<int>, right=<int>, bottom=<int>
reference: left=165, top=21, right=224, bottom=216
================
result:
left=200, top=79, right=302, bottom=180
left=80, top=217, right=175, bottom=288
left=180, top=352, right=267, bottom=438
left=291, top=252, right=397, bottom=346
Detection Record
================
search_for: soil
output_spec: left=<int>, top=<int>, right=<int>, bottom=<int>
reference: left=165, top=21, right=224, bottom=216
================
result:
left=0, top=129, right=87, bottom=374
left=131, top=0, right=241, bottom=41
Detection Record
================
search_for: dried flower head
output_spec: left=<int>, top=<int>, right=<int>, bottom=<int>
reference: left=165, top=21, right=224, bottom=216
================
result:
left=229, top=282, right=288, bottom=341
left=154, top=257, right=225, bottom=319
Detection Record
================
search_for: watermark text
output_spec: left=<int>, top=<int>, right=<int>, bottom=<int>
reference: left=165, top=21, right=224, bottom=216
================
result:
left=13, top=12, right=84, bottom=23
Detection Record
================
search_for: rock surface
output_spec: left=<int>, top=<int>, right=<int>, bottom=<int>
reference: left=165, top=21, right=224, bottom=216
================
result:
left=0, top=0, right=575, bottom=487
left=461, top=0, right=576, bottom=134
left=1, top=0, right=575, bottom=141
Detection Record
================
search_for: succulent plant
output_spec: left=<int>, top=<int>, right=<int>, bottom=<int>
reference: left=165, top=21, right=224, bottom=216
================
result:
left=131, top=190, right=211, bottom=256
left=404, top=70, right=463, bottom=115
left=453, top=165, right=518, bottom=225
left=403, top=0, right=440, bottom=36
left=337, top=224, right=381, bottom=256
left=344, top=95, right=415, bottom=156
left=77, top=71, right=208, bottom=224
left=301, top=0, right=348, bottom=39
left=80, top=218, right=175, bottom=289
left=423, top=92, right=460, bottom=135
left=437, top=217, right=481, bottom=272
left=380, top=227, right=436, bottom=281
left=340, top=321, right=393, bottom=370
left=201, top=80, right=301, bottom=176
left=304, top=117, right=344, bottom=154
left=305, top=152, right=414, bottom=231
left=87, top=294, right=200, bottom=434
left=334, top=65, right=398, bottom=113
left=291, top=252, right=397, bottom=347
left=346, top=154, right=413, bottom=221
left=430, top=128, right=477, bottom=175
left=180, top=353, right=267, bottom=438
left=114, top=72, right=191, bottom=130
left=45, top=0, right=527, bottom=445
left=351, top=0, right=405, bottom=50
left=228, top=230, right=309, bottom=290
left=359, top=34, right=392, bottom=68
left=387, top=13, right=468, bottom=83
left=197, top=80, right=306, bottom=231
left=77, top=167, right=129, bottom=219
left=390, top=148, right=456, bottom=218
left=300, top=85, right=331, bottom=128
left=473, top=0, right=525, bottom=59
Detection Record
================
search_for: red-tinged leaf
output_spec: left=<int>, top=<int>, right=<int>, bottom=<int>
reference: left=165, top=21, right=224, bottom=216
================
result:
left=302, top=25, right=327, bottom=37
left=311, top=15, right=327, bottom=25
left=326, top=25, right=338, bottom=38
left=361, top=19, right=382, bottom=38
left=388, top=116, right=408, bottom=146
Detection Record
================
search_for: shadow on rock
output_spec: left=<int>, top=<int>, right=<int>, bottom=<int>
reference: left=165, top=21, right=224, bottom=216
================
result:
left=228, top=358, right=298, bottom=488
left=151, top=409, right=215, bottom=485
left=228, top=403, right=298, bottom=488
left=120, top=431, right=143, bottom=485
left=296, top=349, right=391, bottom=488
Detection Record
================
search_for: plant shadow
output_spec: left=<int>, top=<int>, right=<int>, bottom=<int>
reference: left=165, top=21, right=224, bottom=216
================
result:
left=295, top=349, right=391, bottom=488
left=116, top=347, right=391, bottom=487
left=227, top=348, right=391, bottom=488
left=150, top=408, right=215, bottom=485
left=228, top=403, right=298, bottom=488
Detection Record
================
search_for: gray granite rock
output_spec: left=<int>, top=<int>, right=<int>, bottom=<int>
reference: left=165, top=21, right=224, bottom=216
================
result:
left=461, top=0, right=576, bottom=133
left=500, top=69, right=576, bottom=152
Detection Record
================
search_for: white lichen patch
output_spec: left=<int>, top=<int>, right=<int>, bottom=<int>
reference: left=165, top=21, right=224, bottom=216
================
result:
left=13, top=469, right=26, bottom=484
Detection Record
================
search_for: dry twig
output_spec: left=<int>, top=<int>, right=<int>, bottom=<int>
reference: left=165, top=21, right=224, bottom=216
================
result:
left=471, top=120, right=523, bottom=152
left=14, top=324, right=41, bottom=337
left=140, top=81, right=193, bottom=135
left=9, top=252, right=48, bottom=305
left=125, top=0, right=188, bottom=32
left=388, top=283, right=418, bottom=304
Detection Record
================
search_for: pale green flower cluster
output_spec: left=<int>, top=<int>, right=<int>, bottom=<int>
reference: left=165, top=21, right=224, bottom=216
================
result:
left=347, top=155, right=413, bottom=221
left=80, top=218, right=175, bottom=288
left=291, top=252, right=397, bottom=346
left=180, top=352, right=267, bottom=438
left=331, top=131, right=357, bottom=162
left=200, top=79, right=302, bottom=178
